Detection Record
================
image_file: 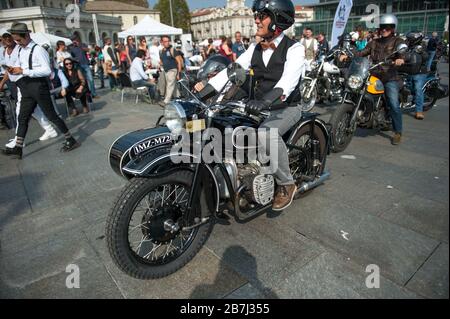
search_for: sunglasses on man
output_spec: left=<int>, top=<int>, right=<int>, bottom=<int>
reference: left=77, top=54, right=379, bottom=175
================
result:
left=253, top=11, right=269, bottom=21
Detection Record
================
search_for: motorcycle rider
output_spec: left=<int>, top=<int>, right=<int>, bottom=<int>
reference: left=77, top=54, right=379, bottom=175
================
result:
left=340, top=14, right=406, bottom=145
left=400, top=31, right=429, bottom=120
left=195, top=0, right=304, bottom=211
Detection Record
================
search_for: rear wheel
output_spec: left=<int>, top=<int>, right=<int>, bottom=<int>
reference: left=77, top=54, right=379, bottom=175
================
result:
left=329, top=103, right=355, bottom=153
left=423, top=82, right=439, bottom=112
left=106, top=170, right=213, bottom=279
left=289, top=123, right=327, bottom=181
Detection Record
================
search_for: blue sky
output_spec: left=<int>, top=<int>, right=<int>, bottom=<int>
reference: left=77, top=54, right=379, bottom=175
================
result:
left=147, top=0, right=319, bottom=10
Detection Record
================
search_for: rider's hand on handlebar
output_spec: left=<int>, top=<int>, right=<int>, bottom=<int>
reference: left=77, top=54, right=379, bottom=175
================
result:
left=245, top=100, right=269, bottom=116
left=194, top=82, right=205, bottom=92
left=339, top=54, right=349, bottom=62
left=394, top=58, right=405, bottom=66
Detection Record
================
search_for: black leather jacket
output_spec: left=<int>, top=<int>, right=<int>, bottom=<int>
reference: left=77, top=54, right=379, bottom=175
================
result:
left=356, top=34, right=405, bottom=83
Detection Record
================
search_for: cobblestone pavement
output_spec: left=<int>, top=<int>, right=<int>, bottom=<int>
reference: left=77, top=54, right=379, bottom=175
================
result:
left=0, top=64, right=448, bottom=299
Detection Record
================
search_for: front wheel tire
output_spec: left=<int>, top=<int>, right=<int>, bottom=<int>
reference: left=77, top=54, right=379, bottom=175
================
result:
left=106, top=170, right=213, bottom=279
left=329, top=103, right=355, bottom=153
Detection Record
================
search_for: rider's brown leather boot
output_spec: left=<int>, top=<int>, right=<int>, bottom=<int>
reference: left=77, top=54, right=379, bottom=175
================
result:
left=272, top=184, right=298, bottom=211
left=415, top=112, right=424, bottom=120
left=392, top=133, right=402, bottom=145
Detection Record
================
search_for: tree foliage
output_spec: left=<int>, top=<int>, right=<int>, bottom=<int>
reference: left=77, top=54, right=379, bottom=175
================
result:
left=154, top=0, right=191, bottom=33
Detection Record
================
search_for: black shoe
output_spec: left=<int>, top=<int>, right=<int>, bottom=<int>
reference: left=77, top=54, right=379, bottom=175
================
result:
left=2, top=146, right=22, bottom=159
left=60, top=137, right=81, bottom=153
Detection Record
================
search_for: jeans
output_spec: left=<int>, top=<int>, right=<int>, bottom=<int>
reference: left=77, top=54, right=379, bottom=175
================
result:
left=132, top=80, right=156, bottom=100
left=109, top=66, right=118, bottom=90
left=80, top=64, right=97, bottom=97
left=410, top=74, right=427, bottom=113
left=259, top=105, right=303, bottom=185
left=426, top=50, right=436, bottom=71
left=384, top=80, right=402, bottom=134
left=98, top=66, right=105, bottom=88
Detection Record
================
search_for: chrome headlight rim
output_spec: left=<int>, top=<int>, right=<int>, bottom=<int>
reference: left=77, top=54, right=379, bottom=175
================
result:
left=347, top=75, right=363, bottom=90
left=165, top=101, right=187, bottom=135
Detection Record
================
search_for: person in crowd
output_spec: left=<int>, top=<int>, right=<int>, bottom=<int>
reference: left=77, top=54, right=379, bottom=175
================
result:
left=218, top=36, right=234, bottom=62
left=2, top=22, right=80, bottom=159
left=301, top=28, right=318, bottom=71
left=61, top=57, right=90, bottom=116
left=125, top=36, right=137, bottom=66
left=56, top=40, right=71, bottom=69
left=340, top=14, right=405, bottom=145
left=175, top=40, right=186, bottom=71
left=158, top=35, right=183, bottom=106
left=0, top=31, right=59, bottom=144
left=232, top=31, right=246, bottom=60
left=243, top=37, right=250, bottom=50
left=149, top=37, right=161, bottom=69
left=182, top=40, right=194, bottom=67
left=102, top=37, right=119, bottom=91
left=138, top=36, right=152, bottom=67
left=130, top=50, right=157, bottom=103
left=205, top=38, right=216, bottom=59
left=401, top=31, right=429, bottom=120
left=70, top=35, right=98, bottom=98
left=95, top=46, right=105, bottom=89
left=426, top=31, right=439, bottom=71
left=118, top=43, right=129, bottom=73
left=316, top=32, right=329, bottom=56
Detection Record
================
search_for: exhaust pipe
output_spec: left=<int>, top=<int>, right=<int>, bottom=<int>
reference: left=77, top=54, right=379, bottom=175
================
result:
left=298, top=171, right=331, bottom=194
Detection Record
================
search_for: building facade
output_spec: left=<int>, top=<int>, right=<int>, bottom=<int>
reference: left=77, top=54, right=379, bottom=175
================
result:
left=83, top=0, right=161, bottom=31
left=190, top=0, right=255, bottom=40
left=0, top=0, right=122, bottom=45
left=302, top=0, right=449, bottom=38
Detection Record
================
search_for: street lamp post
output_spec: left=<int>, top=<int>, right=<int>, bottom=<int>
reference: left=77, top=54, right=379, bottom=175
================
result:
left=169, top=0, right=174, bottom=27
left=424, top=1, right=431, bottom=36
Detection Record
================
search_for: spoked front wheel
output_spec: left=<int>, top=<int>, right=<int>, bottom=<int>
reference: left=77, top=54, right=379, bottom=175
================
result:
left=106, top=170, right=213, bottom=279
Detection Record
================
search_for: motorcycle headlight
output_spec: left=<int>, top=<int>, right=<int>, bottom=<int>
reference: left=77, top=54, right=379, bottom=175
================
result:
left=164, top=102, right=186, bottom=135
left=348, top=75, right=363, bottom=90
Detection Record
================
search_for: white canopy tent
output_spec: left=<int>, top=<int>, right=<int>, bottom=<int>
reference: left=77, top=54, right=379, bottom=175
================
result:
left=118, top=15, right=182, bottom=38
left=30, top=32, right=72, bottom=47
left=0, top=28, right=72, bottom=47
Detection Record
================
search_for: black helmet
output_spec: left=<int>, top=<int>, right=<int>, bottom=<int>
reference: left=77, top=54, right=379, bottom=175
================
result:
left=341, top=33, right=352, bottom=42
left=197, top=54, right=231, bottom=81
left=252, top=0, right=295, bottom=32
left=406, top=31, right=424, bottom=47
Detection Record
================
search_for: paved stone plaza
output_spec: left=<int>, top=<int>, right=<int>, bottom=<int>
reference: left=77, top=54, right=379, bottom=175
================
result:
left=0, top=65, right=448, bottom=299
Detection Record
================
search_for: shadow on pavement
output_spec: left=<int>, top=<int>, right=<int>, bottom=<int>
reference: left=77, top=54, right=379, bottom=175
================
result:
left=189, top=245, right=278, bottom=299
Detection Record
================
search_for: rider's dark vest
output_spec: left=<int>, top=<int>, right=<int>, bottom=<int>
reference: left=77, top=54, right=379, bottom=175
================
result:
left=251, top=35, right=297, bottom=108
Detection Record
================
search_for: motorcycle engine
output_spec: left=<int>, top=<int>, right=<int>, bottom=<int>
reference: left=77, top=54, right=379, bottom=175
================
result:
left=238, top=163, right=275, bottom=207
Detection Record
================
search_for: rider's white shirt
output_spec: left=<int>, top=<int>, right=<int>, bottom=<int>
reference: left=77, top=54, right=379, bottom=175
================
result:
left=209, top=33, right=305, bottom=100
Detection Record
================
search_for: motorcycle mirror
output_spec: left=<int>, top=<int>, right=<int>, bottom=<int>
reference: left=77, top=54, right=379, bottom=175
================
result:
left=227, top=63, right=246, bottom=87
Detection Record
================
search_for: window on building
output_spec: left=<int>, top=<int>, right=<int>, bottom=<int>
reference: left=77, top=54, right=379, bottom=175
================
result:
left=24, top=0, right=29, bottom=6
left=50, top=1, right=54, bottom=7
left=133, top=16, right=138, bottom=25
left=31, top=0, right=36, bottom=5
